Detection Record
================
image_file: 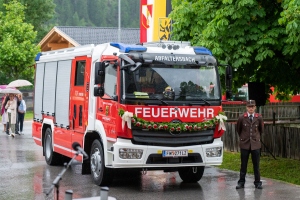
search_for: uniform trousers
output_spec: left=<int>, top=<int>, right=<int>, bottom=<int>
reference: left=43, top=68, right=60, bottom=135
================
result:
left=238, top=148, right=262, bottom=186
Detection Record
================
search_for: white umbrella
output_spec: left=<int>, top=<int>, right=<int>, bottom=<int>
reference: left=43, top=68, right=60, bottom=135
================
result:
left=7, top=79, right=32, bottom=88
left=0, top=88, right=21, bottom=94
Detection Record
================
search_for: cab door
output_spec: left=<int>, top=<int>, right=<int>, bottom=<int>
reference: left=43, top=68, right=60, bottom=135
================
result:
left=96, top=63, right=118, bottom=141
left=69, top=56, right=91, bottom=146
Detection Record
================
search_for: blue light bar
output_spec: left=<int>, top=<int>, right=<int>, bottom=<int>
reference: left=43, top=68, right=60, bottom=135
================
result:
left=35, top=52, right=42, bottom=61
left=110, top=42, right=147, bottom=53
left=193, top=47, right=212, bottom=56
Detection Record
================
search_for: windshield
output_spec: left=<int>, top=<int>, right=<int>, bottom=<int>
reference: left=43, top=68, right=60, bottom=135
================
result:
left=122, top=64, right=220, bottom=102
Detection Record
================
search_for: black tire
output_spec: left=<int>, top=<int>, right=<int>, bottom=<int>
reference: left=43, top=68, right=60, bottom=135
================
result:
left=178, top=166, right=205, bottom=183
left=44, top=128, right=63, bottom=165
left=90, top=140, right=114, bottom=186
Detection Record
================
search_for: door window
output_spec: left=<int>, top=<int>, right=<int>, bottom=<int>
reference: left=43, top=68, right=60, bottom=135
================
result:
left=104, top=64, right=117, bottom=97
left=75, top=61, right=86, bottom=86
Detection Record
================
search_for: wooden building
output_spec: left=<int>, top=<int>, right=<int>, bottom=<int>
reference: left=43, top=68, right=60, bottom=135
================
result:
left=39, top=26, right=140, bottom=52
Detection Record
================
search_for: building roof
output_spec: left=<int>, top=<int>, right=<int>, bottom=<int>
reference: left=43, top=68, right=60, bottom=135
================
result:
left=39, top=26, right=140, bottom=51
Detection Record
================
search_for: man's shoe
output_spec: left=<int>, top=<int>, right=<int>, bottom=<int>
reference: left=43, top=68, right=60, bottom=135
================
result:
left=255, top=185, right=263, bottom=189
left=11, top=133, right=15, bottom=138
left=236, top=183, right=244, bottom=189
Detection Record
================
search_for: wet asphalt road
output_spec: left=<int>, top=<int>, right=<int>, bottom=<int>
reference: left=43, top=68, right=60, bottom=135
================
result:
left=1, top=121, right=300, bottom=200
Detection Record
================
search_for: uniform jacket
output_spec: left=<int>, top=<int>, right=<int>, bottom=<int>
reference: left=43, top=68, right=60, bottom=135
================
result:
left=5, top=99, right=17, bottom=124
left=236, top=112, right=264, bottom=150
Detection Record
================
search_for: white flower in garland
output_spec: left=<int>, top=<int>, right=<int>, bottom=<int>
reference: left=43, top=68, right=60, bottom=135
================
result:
left=121, top=111, right=133, bottom=130
left=216, top=113, right=227, bottom=131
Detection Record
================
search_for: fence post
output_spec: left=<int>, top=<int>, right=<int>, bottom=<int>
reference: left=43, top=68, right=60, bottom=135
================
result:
left=273, top=111, right=276, bottom=157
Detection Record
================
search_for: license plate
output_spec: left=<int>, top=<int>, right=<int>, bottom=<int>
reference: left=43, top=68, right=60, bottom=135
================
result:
left=162, top=150, right=188, bottom=157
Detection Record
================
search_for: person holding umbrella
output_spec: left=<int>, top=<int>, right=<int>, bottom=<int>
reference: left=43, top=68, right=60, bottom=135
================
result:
left=1, top=88, right=22, bottom=135
left=3, top=93, right=11, bottom=135
left=7, top=80, right=31, bottom=135
left=14, top=94, right=20, bottom=135
left=5, top=93, right=17, bottom=137
left=17, top=93, right=26, bottom=134
left=1, top=94, right=8, bottom=133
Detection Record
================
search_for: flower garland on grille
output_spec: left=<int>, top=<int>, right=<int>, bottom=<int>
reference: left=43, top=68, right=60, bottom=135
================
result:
left=118, top=109, right=227, bottom=132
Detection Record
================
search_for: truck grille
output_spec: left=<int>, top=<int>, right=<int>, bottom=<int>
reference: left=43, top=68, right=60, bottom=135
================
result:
left=131, top=128, right=214, bottom=147
left=146, top=153, right=203, bottom=164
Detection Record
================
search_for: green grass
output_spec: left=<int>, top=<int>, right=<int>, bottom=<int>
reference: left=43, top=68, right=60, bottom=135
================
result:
left=0, top=110, right=33, bottom=121
left=219, top=151, right=300, bottom=185
left=24, top=110, right=33, bottom=121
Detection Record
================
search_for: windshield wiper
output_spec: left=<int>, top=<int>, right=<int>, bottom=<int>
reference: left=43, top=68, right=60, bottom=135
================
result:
left=124, top=94, right=169, bottom=105
left=145, top=97, right=169, bottom=105
left=189, top=98, right=211, bottom=106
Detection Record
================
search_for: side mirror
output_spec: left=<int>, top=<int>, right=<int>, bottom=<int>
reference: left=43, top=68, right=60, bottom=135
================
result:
left=94, top=86, right=105, bottom=97
left=95, top=62, right=106, bottom=85
left=119, top=54, right=141, bottom=71
left=119, top=54, right=135, bottom=65
left=130, top=62, right=142, bottom=72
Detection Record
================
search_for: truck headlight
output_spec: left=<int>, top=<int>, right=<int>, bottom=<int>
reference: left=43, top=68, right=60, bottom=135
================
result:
left=119, top=148, right=143, bottom=159
left=206, top=147, right=222, bottom=157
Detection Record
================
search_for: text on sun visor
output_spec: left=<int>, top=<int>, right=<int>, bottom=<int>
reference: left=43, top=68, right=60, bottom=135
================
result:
left=154, top=56, right=196, bottom=62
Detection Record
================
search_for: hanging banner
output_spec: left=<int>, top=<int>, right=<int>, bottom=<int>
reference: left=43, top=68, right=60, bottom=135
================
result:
left=140, top=0, right=171, bottom=43
left=159, top=17, right=171, bottom=41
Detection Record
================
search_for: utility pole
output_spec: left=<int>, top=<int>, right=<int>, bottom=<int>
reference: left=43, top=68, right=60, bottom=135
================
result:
left=118, top=0, right=121, bottom=42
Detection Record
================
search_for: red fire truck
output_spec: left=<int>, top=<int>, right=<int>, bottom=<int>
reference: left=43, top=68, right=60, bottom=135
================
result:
left=32, top=41, right=230, bottom=186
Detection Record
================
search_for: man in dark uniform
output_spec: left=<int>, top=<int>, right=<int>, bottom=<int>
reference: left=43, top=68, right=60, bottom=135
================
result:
left=236, top=100, right=264, bottom=189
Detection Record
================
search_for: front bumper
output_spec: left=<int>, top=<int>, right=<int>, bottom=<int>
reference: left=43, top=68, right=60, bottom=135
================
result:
left=110, top=138, right=223, bottom=168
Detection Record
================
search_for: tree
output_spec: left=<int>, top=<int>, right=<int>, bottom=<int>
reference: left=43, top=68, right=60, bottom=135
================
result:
left=0, top=0, right=56, bottom=43
left=0, top=0, right=40, bottom=84
left=22, top=0, right=56, bottom=43
left=50, top=0, right=140, bottom=28
left=121, top=0, right=140, bottom=28
left=170, top=0, right=300, bottom=100
left=106, top=0, right=118, bottom=27
left=88, top=0, right=107, bottom=27
left=53, top=0, right=73, bottom=26
left=75, top=0, right=93, bottom=26
left=69, top=12, right=88, bottom=26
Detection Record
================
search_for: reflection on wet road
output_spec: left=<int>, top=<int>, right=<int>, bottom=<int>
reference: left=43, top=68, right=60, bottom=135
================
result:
left=0, top=121, right=300, bottom=200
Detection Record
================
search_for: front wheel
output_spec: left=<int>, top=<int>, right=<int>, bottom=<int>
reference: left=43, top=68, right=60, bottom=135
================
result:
left=178, top=166, right=205, bottom=183
left=90, top=140, right=114, bottom=186
left=44, top=128, right=62, bottom=165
